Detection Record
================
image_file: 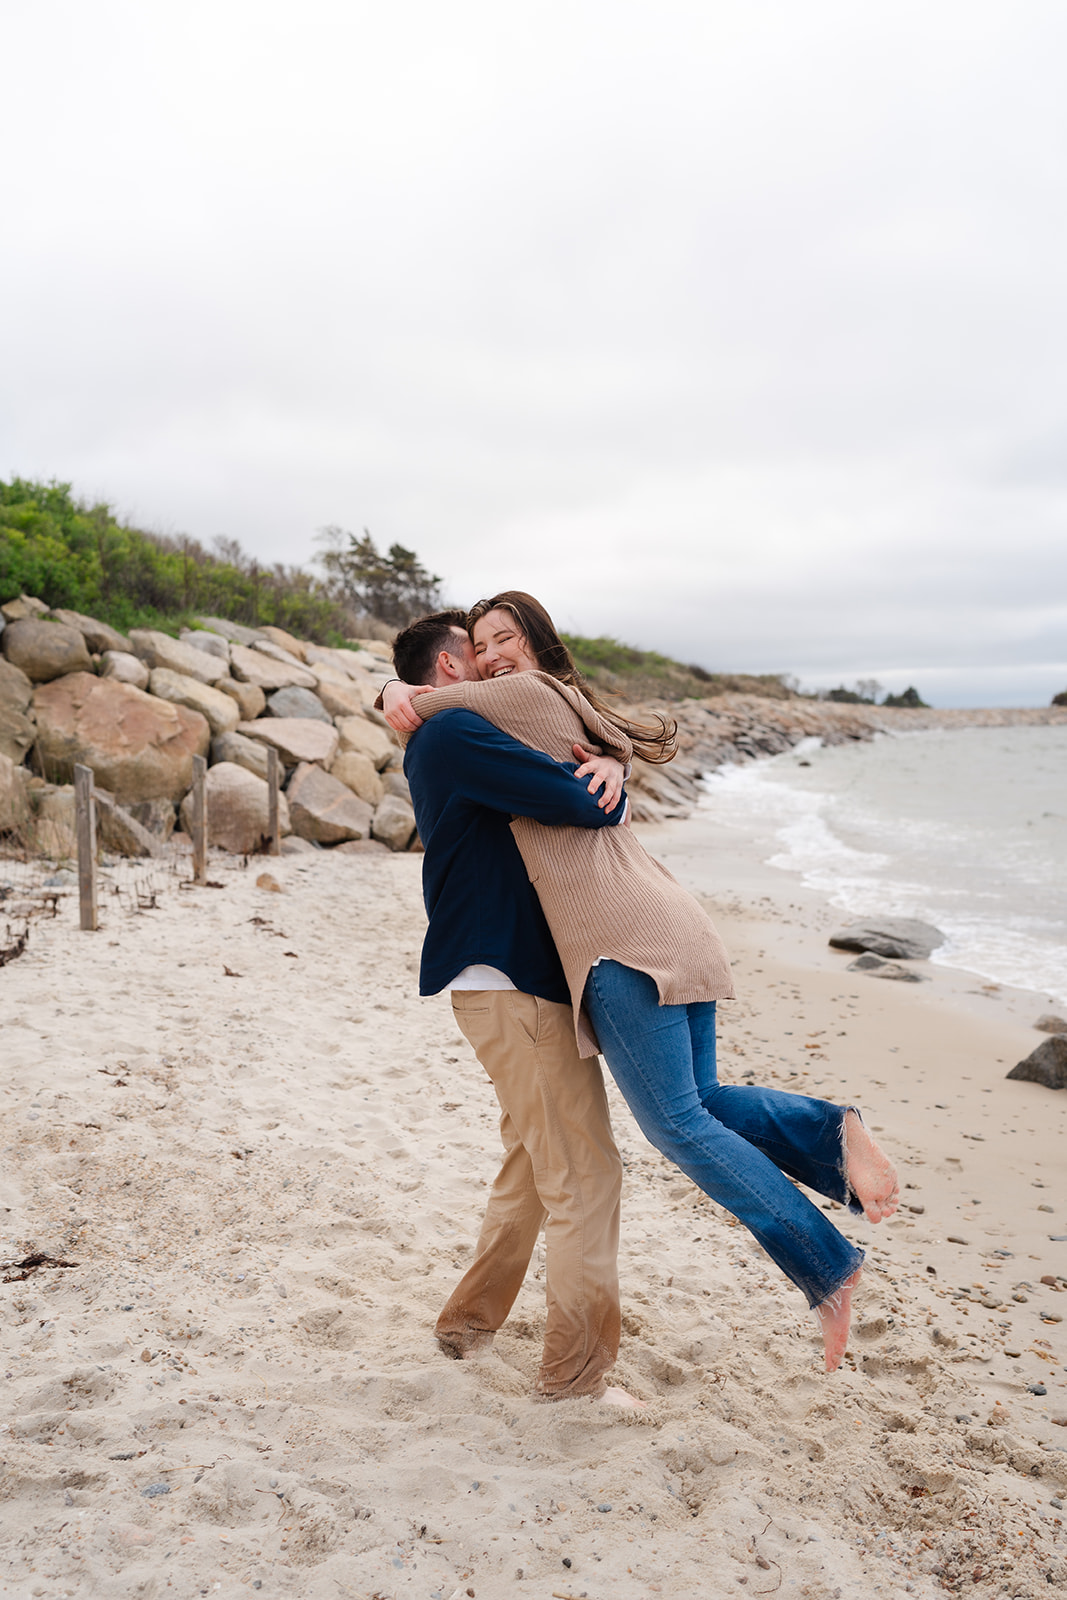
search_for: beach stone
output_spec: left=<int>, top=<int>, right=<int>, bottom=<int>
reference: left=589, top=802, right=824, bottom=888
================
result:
left=94, top=790, right=164, bottom=857
left=1006, top=1036, right=1067, bottom=1091
left=846, top=952, right=927, bottom=982
left=128, top=628, right=228, bottom=685
left=127, top=798, right=177, bottom=840
left=371, top=793, right=417, bottom=851
left=229, top=643, right=318, bottom=691
left=0, top=751, right=32, bottom=833
left=335, top=714, right=396, bottom=771
left=330, top=749, right=385, bottom=807
left=180, top=761, right=290, bottom=854
left=1, top=594, right=50, bottom=622
left=178, top=628, right=231, bottom=663
left=236, top=717, right=339, bottom=768
left=148, top=668, right=241, bottom=737
left=99, top=650, right=150, bottom=690
left=1035, top=1014, right=1067, bottom=1035
left=259, top=625, right=307, bottom=661
left=28, top=784, right=77, bottom=857
left=0, top=658, right=36, bottom=763
left=211, top=730, right=272, bottom=781
left=33, top=672, right=209, bottom=802
left=280, top=835, right=317, bottom=854
left=286, top=761, right=373, bottom=843
left=215, top=677, right=266, bottom=721
left=192, top=615, right=265, bottom=646
left=1, top=617, right=93, bottom=682
left=266, top=686, right=333, bottom=724
left=50, top=608, right=132, bottom=654
left=383, top=770, right=411, bottom=802
left=333, top=837, right=390, bottom=855
left=313, top=674, right=369, bottom=719
left=829, top=917, right=945, bottom=960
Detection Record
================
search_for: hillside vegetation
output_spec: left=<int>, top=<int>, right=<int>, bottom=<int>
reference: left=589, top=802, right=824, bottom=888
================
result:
left=2, top=477, right=795, bottom=700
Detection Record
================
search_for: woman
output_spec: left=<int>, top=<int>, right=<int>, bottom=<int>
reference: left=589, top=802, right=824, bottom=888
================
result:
left=384, top=592, right=898, bottom=1371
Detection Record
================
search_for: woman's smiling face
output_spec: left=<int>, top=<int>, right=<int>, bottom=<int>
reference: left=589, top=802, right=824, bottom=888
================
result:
left=472, top=607, right=539, bottom=679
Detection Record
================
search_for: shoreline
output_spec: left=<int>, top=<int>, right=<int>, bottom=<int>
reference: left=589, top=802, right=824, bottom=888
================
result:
left=2, top=813, right=1066, bottom=1596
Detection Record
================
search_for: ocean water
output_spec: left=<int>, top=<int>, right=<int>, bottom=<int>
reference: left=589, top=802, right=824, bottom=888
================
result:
left=700, top=725, right=1067, bottom=1005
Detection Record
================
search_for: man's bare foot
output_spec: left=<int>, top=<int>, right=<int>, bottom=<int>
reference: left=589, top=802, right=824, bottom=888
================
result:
left=600, top=1385, right=648, bottom=1410
left=844, top=1110, right=900, bottom=1222
left=814, top=1268, right=861, bottom=1373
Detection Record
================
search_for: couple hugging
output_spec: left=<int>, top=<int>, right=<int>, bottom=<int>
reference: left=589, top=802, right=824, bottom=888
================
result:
left=383, top=590, right=899, bottom=1409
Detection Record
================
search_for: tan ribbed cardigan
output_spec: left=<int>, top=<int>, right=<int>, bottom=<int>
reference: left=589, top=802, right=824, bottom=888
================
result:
left=408, top=672, right=735, bottom=1056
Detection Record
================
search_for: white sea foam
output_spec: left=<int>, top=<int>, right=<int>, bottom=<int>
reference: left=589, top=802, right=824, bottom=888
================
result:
left=700, top=725, right=1067, bottom=1004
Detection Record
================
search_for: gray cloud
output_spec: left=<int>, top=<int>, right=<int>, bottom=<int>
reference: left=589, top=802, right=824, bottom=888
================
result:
left=2, top=0, right=1066, bottom=706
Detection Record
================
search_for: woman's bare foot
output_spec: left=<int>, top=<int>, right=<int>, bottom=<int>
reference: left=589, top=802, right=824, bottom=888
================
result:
left=844, top=1110, right=900, bottom=1222
left=599, top=1385, right=648, bottom=1410
left=814, top=1268, right=862, bottom=1373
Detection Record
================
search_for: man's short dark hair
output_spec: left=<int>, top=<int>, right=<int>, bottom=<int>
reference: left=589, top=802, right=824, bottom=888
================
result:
left=392, top=610, right=468, bottom=684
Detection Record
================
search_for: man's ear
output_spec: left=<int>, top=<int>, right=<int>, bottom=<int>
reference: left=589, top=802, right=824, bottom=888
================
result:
left=436, top=649, right=462, bottom=682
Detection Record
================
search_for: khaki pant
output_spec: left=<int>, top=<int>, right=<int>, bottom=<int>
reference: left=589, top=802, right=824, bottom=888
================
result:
left=436, top=990, right=622, bottom=1399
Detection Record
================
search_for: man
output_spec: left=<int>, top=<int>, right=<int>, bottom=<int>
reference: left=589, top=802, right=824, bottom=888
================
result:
left=390, top=611, right=636, bottom=1404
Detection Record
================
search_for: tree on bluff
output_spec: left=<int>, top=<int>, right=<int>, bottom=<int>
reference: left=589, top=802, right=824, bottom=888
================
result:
left=316, top=527, right=443, bottom=629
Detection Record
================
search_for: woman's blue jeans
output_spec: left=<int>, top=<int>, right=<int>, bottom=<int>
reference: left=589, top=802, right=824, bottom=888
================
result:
left=584, top=962, right=864, bottom=1309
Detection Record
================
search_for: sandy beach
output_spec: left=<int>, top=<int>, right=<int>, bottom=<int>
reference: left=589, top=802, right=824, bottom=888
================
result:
left=2, top=811, right=1066, bottom=1599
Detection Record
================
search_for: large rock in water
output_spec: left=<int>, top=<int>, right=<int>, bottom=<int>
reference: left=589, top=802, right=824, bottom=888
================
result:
left=50, top=609, right=132, bottom=654
left=1007, top=1037, right=1067, bottom=1090
left=32, top=672, right=209, bottom=802
left=0, top=658, right=36, bottom=763
left=180, top=761, right=290, bottom=854
left=148, top=668, right=241, bottom=737
left=1, top=618, right=93, bottom=682
left=846, top=952, right=927, bottom=982
left=829, top=917, right=945, bottom=960
left=128, top=629, right=228, bottom=686
left=286, top=762, right=373, bottom=843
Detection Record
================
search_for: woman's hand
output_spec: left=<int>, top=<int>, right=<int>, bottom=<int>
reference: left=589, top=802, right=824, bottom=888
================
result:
left=382, top=680, right=435, bottom=733
left=572, top=744, right=626, bottom=811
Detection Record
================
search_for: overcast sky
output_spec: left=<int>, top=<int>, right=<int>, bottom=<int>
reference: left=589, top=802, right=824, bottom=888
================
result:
left=2, top=1, right=1065, bottom=706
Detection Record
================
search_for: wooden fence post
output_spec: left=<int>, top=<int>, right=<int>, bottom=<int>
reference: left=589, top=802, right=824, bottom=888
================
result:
left=191, top=755, right=208, bottom=885
left=267, top=746, right=281, bottom=856
left=74, top=763, right=98, bottom=931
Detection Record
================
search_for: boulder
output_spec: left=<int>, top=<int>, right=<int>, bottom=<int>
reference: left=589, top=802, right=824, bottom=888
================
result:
left=2, top=618, right=93, bottom=682
left=0, top=658, right=36, bottom=763
left=178, top=628, right=231, bottom=663
left=229, top=643, right=318, bottom=691
left=148, top=668, right=241, bottom=737
left=32, top=672, right=210, bottom=802
left=334, top=837, right=390, bottom=855
left=1006, top=1037, right=1067, bottom=1091
left=127, top=798, right=177, bottom=840
left=50, top=609, right=132, bottom=654
left=829, top=918, right=945, bottom=961
left=179, top=761, right=291, bottom=854
left=280, top=835, right=317, bottom=855
left=94, top=790, right=163, bottom=857
left=0, top=751, right=31, bottom=833
left=236, top=717, right=339, bottom=768
left=1034, top=1014, right=1067, bottom=1035
left=382, top=770, right=411, bottom=802
left=335, top=714, right=396, bottom=771
left=266, top=686, right=333, bottom=724
left=259, top=625, right=307, bottom=661
left=211, top=730, right=273, bottom=781
left=330, top=749, right=385, bottom=807
left=99, top=650, right=150, bottom=690
left=286, top=762, right=373, bottom=844
left=1, top=594, right=50, bottom=622
left=128, top=629, right=228, bottom=685
left=215, top=677, right=266, bottom=721
left=29, top=784, right=76, bottom=858
left=313, top=674, right=369, bottom=719
left=371, top=793, right=418, bottom=851
left=846, top=953, right=927, bottom=982
left=192, top=615, right=266, bottom=646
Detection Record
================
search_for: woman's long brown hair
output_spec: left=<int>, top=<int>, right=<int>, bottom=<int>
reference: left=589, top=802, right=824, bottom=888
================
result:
left=466, top=590, right=678, bottom=764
